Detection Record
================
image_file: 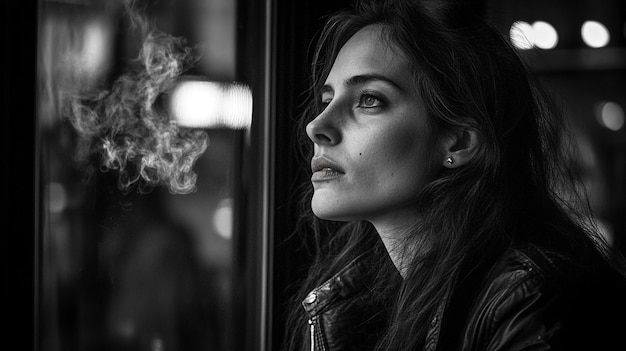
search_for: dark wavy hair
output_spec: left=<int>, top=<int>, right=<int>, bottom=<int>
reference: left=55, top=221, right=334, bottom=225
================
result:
left=283, top=0, right=621, bottom=350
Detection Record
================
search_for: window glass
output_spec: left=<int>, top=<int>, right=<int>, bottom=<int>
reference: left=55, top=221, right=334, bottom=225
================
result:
left=36, top=0, right=259, bottom=350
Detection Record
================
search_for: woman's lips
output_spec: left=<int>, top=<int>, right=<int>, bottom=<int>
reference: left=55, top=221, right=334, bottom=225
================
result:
left=311, top=167, right=344, bottom=181
left=311, top=156, right=345, bottom=182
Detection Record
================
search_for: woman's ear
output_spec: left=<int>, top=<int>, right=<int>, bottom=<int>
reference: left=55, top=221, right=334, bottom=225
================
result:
left=441, top=129, right=479, bottom=168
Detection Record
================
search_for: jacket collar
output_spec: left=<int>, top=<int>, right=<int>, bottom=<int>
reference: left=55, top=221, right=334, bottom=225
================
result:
left=302, top=254, right=371, bottom=317
left=301, top=251, right=454, bottom=350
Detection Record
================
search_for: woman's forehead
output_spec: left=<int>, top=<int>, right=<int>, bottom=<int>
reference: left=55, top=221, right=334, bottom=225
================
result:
left=326, top=25, right=412, bottom=89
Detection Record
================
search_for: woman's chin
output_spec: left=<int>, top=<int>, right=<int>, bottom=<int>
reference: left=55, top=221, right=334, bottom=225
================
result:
left=311, top=202, right=349, bottom=222
left=311, top=207, right=337, bottom=221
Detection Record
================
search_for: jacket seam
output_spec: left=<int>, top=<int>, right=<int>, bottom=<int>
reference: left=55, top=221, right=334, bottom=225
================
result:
left=486, top=257, right=546, bottom=337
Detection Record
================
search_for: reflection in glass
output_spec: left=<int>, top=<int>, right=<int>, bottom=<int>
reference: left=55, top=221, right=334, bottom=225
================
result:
left=37, top=0, right=242, bottom=350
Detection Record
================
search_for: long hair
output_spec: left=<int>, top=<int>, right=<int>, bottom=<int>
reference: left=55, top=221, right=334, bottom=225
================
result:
left=283, top=0, right=621, bottom=350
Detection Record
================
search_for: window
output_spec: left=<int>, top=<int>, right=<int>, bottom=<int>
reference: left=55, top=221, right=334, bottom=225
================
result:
left=34, top=0, right=273, bottom=350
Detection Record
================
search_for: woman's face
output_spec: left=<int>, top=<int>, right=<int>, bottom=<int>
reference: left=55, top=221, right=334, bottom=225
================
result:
left=307, top=25, right=444, bottom=227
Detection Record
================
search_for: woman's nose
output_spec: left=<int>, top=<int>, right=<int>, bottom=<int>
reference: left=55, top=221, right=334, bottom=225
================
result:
left=306, top=112, right=341, bottom=146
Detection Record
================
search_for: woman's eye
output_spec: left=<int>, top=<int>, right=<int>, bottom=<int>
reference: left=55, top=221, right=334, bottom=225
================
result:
left=358, top=94, right=383, bottom=108
left=319, top=100, right=331, bottom=110
left=319, top=92, right=333, bottom=110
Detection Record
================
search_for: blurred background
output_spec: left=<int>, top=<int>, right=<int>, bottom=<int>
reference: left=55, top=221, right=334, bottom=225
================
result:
left=1, top=0, right=624, bottom=350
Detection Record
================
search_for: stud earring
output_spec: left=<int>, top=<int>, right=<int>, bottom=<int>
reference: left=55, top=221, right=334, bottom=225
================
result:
left=446, top=156, right=453, bottom=165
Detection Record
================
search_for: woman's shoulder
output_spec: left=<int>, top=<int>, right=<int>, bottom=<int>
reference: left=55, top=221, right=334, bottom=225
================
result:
left=461, top=243, right=626, bottom=350
left=488, top=242, right=626, bottom=295
left=486, top=243, right=589, bottom=290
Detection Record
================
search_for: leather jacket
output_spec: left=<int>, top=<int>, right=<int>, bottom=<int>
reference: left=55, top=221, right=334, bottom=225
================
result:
left=301, top=243, right=626, bottom=350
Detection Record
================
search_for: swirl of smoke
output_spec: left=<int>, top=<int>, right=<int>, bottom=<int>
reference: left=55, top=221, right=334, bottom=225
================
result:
left=66, top=31, right=208, bottom=194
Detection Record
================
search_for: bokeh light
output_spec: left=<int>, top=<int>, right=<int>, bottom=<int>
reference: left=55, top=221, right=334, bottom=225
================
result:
left=510, top=21, right=534, bottom=50
left=510, top=21, right=558, bottom=49
left=49, top=182, right=67, bottom=214
left=595, top=101, right=625, bottom=131
left=582, top=21, right=610, bottom=48
left=81, top=21, right=110, bottom=75
left=213, top=198, right=233, bottom=240
left=170, top=80, right=253, bottom=129
left=532, top=21, right=558, bottom=49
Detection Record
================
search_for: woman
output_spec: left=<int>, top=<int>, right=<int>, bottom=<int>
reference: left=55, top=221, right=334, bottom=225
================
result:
left=282, top=0, right=626, bottom=350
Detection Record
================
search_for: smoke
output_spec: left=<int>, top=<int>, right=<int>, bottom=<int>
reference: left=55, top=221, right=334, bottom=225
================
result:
left=65, top=29, right=208, bottom=194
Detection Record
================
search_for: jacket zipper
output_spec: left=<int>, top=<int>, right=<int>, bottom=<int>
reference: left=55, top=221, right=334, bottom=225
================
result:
left=308, top=316, right=316, bottom=351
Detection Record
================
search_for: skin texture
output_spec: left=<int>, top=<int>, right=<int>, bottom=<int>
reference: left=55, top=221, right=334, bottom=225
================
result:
left=306, top=25, right=447, bottom=248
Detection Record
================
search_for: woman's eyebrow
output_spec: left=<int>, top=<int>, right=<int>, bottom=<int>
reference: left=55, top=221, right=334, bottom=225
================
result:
left=345, top=74, right=401, bottom=90
left=321, top=74, right=402, bottom=95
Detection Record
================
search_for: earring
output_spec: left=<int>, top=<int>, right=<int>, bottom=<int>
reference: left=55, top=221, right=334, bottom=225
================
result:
left=446, top=156, right=453, bottom=165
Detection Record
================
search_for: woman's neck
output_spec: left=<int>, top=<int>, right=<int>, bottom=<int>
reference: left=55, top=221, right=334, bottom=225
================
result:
left=377, top=232, right=407, bottom=277
left=371, top=212, right=428, bottom=278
